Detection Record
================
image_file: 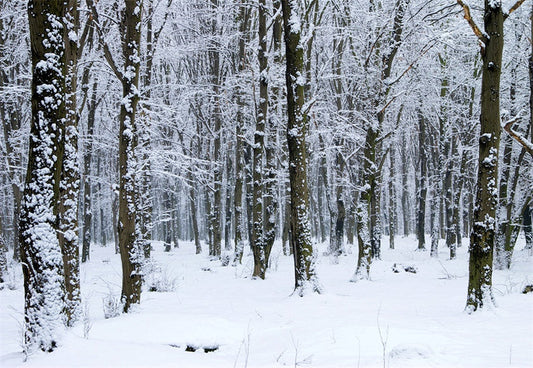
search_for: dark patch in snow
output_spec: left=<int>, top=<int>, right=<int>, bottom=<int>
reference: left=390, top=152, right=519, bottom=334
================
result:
left=392, top=263, right=417, bottom=274
left=522, top=284, right=533, bottom=294
left=184, top=344, right=219, bottom=353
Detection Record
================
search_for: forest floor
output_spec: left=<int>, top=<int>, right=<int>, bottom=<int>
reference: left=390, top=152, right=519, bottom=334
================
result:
left=0, top=236, right=532, bottom=367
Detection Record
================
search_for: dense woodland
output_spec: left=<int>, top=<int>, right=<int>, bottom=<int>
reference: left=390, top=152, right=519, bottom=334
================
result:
left=0, top=0, right=532, bottom=354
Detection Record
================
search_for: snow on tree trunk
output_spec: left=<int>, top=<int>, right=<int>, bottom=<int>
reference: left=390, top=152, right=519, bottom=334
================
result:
left=281, top=0, right=320, bottom=295
left=58, top=0, right=81, bottom=326
left=465, top=0, right=505, bottom=313
left=0, top=229, right=7, bottom=283
left=21, top=0, right=67, bottom=351
left=353, top=187, right=372, bottom=281
left=81, top=77, right=96, bottom=263
left=118, top=0, right=143, bottom=313
left=251, top=0, right=268, bottom=279
left=208, top=0, right=223, bottom=259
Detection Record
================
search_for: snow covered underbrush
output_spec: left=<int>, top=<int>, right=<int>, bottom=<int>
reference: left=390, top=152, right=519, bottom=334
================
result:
left=1, top=236, right=532, bottom=367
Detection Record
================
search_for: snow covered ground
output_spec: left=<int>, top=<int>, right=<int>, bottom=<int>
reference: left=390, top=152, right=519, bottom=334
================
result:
left=1, top=236, right=532, bottom=367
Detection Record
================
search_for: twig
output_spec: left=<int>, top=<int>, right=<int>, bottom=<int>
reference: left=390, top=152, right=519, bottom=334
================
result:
left=377, top=306, right=389, bottom=368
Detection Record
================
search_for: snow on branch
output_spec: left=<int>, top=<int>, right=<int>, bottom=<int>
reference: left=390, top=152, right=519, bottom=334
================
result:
left=503, top=118, right=533, bottom=158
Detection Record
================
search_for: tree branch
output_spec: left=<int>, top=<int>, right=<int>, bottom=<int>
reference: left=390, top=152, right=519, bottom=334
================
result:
left=504, top=0, right=526, bottom=20
left=456, top=0, right=488, bottom=44
left=86, top=0, right=123, bottom=81
left=503, top=118, right=533, bottom=158
left=385, top=41, right=436, bottom=87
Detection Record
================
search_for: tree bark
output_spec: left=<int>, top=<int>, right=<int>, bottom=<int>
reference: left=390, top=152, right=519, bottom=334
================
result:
left=465, top=0, right=505, bottom=313
left=209, top=0, right=223, bottom=259
left=251, top=0, right=269, bottom=278
left=82, top=77, right=97, bottom=263
left=118, top=0, right=143, bottom=313
left=21, top=0, right=66, bottom=350
left=281, top=0, right=320, bottom=295
left=416, top=109, right=427, bottom=251
left=233, top=0, right=250, bottom=264
left=58, top=0, right=81, bottom=326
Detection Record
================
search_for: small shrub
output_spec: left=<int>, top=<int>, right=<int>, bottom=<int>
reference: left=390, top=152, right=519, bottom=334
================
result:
left=82, top=301, right=92, bottom=338
left=6, top=266, right=20, bottom=290
left=145, top=266, right=177, bottom=293
left=220, top=253, right=231, bottom=267
left=103, top=292, right=121, bottom=319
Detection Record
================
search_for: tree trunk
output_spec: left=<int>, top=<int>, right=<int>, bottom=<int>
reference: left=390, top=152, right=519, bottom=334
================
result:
left=21, top=0, right=66, bottom=350
left=445, top=138, right=457, bottom=259
left=281, top=0, right=319, bottom=295
left=188, top=170, right=201, bottom=254
left=401, top=134, right=410, bottom=237
left=334, top=148, right=345, bottom=256
left=118, top=0, right=143, bottom=313
left=453, top=150, right=467, bottom=248
left=0, top=229, right=6, bottom=283
left=224, top=150, right=233, bottom=251
left=465, top=1, right=504, bottom=313
left=524, top=203, right=532, bottom=250
left=416, top=109, right=427, bottom=251
left=244, top=145, right=254, bottom=249
left=209, top=0, right=223, bottom=259
left=388, top=145, right=396, bottom=250
left=82, top=78, right=97, bottom=263
left=495, top=130, right=513, bottom=269
left=264, top=138, right=278, bottom=265
left=234, top=123, right=245, bottom=263
left=58, top=0, right=81, bottom=325
left=251, top=0, right=268, bottom=278
left=1, top=65, right=23, bottom=261
left=353, top=171, right=372, bottom=281
left=232, top=0, right=250, bottom=264
left=265, top=0, right=283, bottom=259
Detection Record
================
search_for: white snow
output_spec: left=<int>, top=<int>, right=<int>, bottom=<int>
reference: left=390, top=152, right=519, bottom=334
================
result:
left=1, top=236, right=532, bottom=367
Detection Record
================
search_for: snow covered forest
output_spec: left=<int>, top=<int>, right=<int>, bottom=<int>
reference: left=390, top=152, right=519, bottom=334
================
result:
left=0, top=0, right=532, bottom=366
